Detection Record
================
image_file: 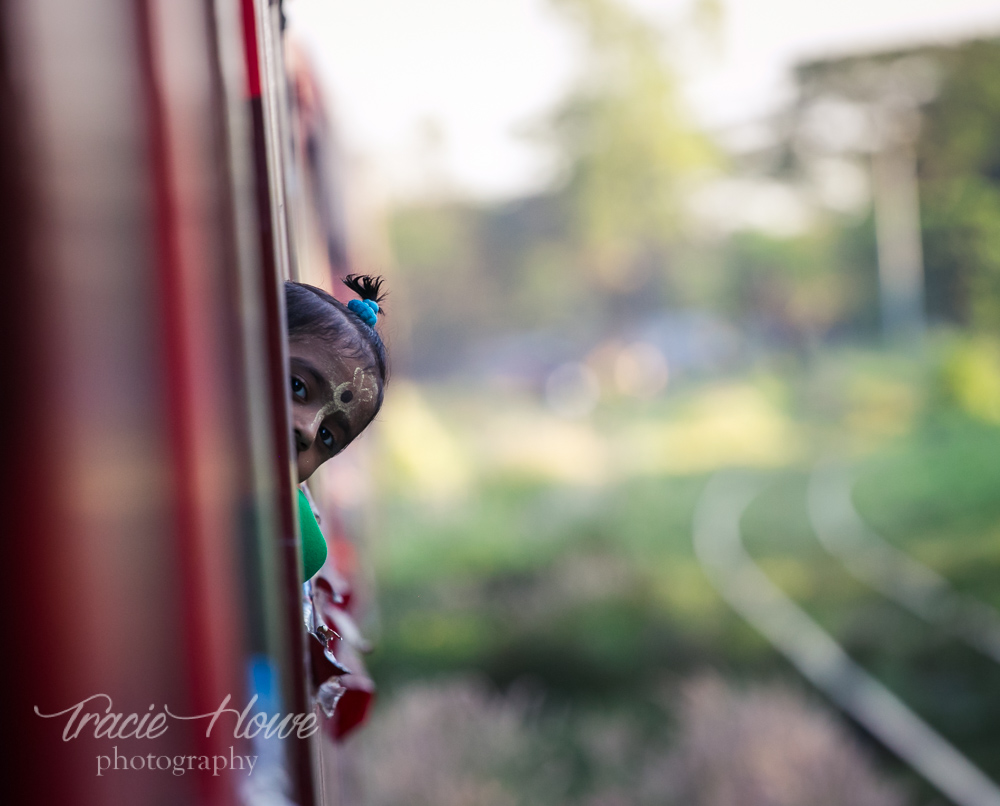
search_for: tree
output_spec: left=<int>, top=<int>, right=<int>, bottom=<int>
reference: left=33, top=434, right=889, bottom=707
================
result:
left=543, top=0, right=717, bottom=297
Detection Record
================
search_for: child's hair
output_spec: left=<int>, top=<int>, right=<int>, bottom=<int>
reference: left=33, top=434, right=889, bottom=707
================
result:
left=285, top=274, right=390, bottom=409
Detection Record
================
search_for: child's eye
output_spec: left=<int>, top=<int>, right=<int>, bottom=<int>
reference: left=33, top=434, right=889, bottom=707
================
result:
left=318, top=426, right=337, bottom=452
left=291, top=376, right=307, bottom=401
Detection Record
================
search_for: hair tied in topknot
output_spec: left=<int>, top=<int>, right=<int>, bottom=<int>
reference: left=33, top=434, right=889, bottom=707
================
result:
left=343, top=274, right=388, bottom=310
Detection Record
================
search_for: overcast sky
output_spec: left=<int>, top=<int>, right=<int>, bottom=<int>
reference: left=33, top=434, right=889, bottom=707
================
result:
left=286, top=0, right=1000, bottom=201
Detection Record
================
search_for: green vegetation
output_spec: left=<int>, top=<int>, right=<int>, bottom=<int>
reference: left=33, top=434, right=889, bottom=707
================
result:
left=363, top=5, right=1000, bottom=801
left=363, top=348, right=1000, bottom=800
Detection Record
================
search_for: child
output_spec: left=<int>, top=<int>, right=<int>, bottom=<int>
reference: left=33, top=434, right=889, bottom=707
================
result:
left=285, top=274, right=388, bottom=579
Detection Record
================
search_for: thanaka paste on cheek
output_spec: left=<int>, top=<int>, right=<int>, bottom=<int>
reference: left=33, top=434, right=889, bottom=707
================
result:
left=310, top=365, right=379, bottom=434
left=334, top=366, right=377, bottom=407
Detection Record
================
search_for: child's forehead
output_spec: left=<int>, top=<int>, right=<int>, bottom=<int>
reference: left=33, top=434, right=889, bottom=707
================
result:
left=290, top=335, right=373, bottom=372
left=289, top=336, right=380, bottom=397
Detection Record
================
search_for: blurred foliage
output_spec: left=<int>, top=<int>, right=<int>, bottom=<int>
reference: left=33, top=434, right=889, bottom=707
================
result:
left=544, top=0, right=716, bottom=287
left=365, top=350, right=1000, bottom=803
left=389, top=31, right=1000, bottom=380
left=920, top=40, right=1000, bottom=331
left=741, top=416, right=1000, bottom=782
left=792, top=38, right=1000, bottom=333
left=720, top=221, right=880, bottom=343
left=388, top=0, right=718, bottom=373
left=358, top=674, right=907, bottom=806
left=934, top=333, right=1000, bottom=423
left=369, top=4, right=1000, bottom=802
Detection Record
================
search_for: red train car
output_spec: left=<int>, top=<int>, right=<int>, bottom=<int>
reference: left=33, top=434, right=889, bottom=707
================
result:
left=2, top=1, right=362, bottom=803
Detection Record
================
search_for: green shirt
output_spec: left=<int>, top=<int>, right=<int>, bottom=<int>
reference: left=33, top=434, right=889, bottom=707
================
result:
left=298, top=488, right=328, bottom=580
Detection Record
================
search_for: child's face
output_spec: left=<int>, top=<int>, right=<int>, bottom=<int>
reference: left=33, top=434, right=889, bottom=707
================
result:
left=288, top=335, right=381, bottom=483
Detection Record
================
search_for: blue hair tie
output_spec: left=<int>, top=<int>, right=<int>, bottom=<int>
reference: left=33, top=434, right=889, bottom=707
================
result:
left=348, top=298, right=378, bottom=327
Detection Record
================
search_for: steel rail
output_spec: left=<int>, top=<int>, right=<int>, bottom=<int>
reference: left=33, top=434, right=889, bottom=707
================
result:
left=808, top=461, right=1000, bottom=664
left=693, top=471, right=1000, bottom=806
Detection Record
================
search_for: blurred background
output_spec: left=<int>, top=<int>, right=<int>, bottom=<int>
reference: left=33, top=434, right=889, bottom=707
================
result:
left=287, top=0, right=1000, bottom=803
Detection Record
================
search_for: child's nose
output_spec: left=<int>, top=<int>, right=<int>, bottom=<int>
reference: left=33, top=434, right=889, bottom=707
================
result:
left=294, top=427, right=313, bottom=453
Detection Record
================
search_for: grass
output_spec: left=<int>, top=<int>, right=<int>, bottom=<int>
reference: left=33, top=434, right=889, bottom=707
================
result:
left=362, top=347, right=1000, bottom=799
